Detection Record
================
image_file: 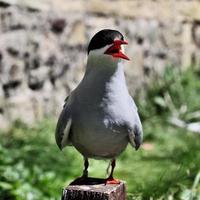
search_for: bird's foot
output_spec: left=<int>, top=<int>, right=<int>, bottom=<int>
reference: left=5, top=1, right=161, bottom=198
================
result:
left=105, top=177, right=120, bottom=184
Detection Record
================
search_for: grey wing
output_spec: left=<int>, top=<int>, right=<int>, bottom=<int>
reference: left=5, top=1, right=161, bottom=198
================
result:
left=128, top=97, right=143, bottom=150
left=55, top=96, right=72, bottom=150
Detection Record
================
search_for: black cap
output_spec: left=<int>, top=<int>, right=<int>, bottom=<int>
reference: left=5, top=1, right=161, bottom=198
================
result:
left=87, top=29, right=124, bottom=54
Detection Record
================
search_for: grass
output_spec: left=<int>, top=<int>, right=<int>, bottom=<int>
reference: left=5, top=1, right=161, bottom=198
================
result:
left=0, top=66, right=200, bottom=200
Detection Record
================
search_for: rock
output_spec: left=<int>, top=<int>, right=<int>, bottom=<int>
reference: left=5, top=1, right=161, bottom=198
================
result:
left=2, top=80, right=22, bottom=97
left=68, top=20, right=86, bottom=46
left=9, top=63, right=24, bottom=81
left=28, top=67, right=49, bottom=90
left=51, top=18, right=66, bottom=34
left=192, top=21, right=200, bottom=48
left=0, top=1, right=200, bottom=128
left=0, top=114, right=9, bottom=130
left=5, top=90, right=36, bottom=124
left=6, top=46, right=19, bottom=56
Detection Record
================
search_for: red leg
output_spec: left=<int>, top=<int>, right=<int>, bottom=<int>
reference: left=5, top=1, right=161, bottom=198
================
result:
left=106, top=159, right=120, bottom=184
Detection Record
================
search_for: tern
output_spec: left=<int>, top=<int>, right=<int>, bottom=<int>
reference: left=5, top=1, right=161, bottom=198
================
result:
left=55, top=29, right=143, bottom=184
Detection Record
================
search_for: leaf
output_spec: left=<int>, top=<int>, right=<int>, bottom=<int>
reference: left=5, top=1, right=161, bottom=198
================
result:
left=180, top=189, right=194, bottom=200
left=0, top=181, right=13, bottom=190
left=154, top=97, right=166, bottom=108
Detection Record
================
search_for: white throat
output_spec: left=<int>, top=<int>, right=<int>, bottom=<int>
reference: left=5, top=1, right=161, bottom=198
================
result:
left=77, top=53, right=129, bottom=104
left=86, top=50, right=124, bottom=76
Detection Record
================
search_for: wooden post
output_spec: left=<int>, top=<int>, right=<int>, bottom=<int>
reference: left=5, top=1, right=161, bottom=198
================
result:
left=61, top=179, right=126, bottom=200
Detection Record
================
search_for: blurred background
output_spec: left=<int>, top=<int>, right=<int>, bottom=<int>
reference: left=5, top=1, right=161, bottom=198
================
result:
left=0, top=0, right=200, bottom=199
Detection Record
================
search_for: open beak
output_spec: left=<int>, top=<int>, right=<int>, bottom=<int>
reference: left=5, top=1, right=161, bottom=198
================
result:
left=104, top=40, right=130, bottom=60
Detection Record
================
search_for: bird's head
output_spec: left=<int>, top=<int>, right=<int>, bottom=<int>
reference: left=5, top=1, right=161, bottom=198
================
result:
left=87, top=29, right=130, bottom=63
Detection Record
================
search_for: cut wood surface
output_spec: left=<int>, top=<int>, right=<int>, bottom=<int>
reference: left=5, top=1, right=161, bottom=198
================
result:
left=62, top=180, right=126, bottom=200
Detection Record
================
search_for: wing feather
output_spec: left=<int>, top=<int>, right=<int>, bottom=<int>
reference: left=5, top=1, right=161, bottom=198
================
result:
left=128, top=97, right=143, bottom=150
left=55, top=96, right=72, bottom=150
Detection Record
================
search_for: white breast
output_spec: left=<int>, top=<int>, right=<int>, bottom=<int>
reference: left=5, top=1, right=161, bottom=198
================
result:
left=70, top=56, right=133, bottom=159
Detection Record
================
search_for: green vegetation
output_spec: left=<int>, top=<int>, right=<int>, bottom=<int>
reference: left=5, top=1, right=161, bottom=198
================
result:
left=0, top=67, right=200, bottom=200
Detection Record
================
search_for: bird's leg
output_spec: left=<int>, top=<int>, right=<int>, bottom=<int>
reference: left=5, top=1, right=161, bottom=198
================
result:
left=70, top=157, right=89, bottom=185
left=106, top=159, right=120, bottom=184
left=82, top=158, right=89, bottom=178
left=106, top=160, right=111, bottom=176
left=108, top=159, right=116, bottom=179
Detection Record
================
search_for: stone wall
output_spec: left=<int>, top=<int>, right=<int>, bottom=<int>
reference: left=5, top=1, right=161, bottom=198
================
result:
left=0, top=0, right=200, bottom=128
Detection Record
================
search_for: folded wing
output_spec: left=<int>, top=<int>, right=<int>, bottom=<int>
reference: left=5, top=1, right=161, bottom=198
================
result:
left=128, top=96, right=143, bottom=150
left=55, top=96, right=72, bottom=150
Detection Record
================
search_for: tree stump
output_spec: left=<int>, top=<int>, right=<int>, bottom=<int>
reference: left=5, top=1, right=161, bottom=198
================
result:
left=61, top=179, right=126, bottom=200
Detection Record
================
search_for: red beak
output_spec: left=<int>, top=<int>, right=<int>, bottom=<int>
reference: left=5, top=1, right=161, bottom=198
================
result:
left=104, top=40, right=130, bottom=60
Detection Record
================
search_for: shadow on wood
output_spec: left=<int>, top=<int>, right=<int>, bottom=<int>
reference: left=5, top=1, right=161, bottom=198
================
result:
left=61, top=177, right=126, bottom=200
left=69, top=177, right=106, bottom=186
